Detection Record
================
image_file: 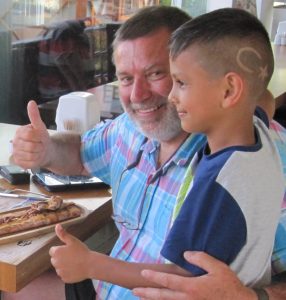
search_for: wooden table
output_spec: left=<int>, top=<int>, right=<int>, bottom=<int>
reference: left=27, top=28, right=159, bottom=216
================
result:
left=0, top=123, right=112, bottom=292
left=269, top=45, right=286, bottom=98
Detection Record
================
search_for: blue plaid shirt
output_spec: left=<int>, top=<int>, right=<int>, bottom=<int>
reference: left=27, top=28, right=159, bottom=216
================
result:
left=81, top=113, right=205, bottom=299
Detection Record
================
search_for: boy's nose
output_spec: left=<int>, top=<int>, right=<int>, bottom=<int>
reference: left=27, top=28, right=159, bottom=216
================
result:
left=168, top=87, right=177, bottom=104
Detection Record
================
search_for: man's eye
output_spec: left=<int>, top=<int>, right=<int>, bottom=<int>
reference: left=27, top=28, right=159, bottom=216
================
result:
left=148, top=71, right=165, bottom=80
left=118, top=76, right=133, bottom=86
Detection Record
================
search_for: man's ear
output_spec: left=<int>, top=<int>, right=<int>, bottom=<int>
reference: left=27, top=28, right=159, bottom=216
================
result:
left=221, top=72, right=243, bottom=109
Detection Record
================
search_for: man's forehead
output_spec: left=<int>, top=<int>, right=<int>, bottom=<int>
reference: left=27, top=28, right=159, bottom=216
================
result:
left=116, top=28, right=171, bottom=53
left=115, top=39, right=169, bottom=71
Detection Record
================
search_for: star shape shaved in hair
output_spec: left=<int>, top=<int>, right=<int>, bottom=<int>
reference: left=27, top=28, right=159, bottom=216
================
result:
left=258, top=65, right=268, bottom=81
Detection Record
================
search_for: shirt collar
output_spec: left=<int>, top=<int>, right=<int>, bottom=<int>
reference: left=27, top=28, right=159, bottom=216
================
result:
left=144, top=134, right=206, bottom=176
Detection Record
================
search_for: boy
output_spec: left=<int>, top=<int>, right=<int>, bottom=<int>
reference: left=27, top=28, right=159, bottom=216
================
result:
left=161, top=8, right=285, bottom=287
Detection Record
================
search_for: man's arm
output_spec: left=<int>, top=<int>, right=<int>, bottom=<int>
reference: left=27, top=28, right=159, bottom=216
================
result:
left=12, top=100, right=86, bottom=175
left=43, top=131, right=85, bottom=175
left=133, top=251, right=286, bottom=300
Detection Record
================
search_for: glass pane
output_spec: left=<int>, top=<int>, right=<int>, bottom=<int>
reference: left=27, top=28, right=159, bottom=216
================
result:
left=1, top=1, right=208, bottom=126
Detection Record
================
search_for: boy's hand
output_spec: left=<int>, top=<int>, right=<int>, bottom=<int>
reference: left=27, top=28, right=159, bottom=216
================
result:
left=49, top=224, right=90, bottom=283
left=12, top=100, right=51, bottom=169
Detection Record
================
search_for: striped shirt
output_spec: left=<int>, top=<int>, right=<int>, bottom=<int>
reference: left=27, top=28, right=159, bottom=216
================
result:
left=81, top=113, right=205, bottom=299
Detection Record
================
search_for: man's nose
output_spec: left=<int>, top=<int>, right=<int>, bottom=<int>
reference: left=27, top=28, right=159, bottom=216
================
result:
left=130, top=79, right=152, bottom=103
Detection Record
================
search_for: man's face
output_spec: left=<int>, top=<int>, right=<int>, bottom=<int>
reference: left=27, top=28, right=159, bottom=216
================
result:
left=113, top=28, right=182, bottom=141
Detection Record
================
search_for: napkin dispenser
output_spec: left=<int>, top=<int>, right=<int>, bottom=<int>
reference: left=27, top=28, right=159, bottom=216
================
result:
left=55, top=92, right=100, bottom=134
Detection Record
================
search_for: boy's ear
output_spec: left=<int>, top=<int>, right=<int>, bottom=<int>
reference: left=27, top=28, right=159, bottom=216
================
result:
left=221, top=72, right=243, bottom=109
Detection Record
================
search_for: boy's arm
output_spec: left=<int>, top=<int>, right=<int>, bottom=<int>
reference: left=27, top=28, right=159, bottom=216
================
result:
left=49, top=224, right=190, bottom=289
left=89, top=250, right=190, bottom=289
left=49, top=226, right=286, bottom=298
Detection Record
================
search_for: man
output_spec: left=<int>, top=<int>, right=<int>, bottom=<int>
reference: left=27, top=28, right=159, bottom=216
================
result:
left=12, top=6, right=286, bottom=300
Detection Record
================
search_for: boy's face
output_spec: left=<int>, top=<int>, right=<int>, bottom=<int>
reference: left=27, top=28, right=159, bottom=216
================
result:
left=113, top=28, right=183, bottom=142
left=169, top=47, right=225, bottom=134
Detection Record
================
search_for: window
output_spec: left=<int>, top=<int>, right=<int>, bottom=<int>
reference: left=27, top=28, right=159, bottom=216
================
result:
left=0, top=0, right=161, bottom=125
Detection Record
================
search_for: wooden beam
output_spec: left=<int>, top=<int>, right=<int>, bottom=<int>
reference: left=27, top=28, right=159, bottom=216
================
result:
left=76, top=0, right=88, bottom=19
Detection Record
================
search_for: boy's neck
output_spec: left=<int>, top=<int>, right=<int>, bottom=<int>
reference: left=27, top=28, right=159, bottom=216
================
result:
left=207, top=117, right=255, bottom=154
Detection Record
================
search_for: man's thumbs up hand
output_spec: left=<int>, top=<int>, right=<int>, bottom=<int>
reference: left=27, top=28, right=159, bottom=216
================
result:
left=12, top=100, right=51, bottom=169
left=27, top=100, right=46, bottom=131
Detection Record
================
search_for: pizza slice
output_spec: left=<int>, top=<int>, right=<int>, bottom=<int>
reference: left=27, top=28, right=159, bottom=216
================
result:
left=0, top=196, right=82, bottom=237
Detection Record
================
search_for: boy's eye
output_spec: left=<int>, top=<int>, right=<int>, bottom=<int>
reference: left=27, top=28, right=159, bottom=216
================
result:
left=176, top=79, right=185, bottom=87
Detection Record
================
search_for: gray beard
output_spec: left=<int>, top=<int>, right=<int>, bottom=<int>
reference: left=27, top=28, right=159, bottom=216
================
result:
left=131, top=107, right=182, bottom=142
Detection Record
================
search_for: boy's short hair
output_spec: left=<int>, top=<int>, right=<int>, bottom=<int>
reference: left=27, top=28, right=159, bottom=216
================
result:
left=170, top=8, right=274, bottom=100
left=113, top=6, right=191, bottom=48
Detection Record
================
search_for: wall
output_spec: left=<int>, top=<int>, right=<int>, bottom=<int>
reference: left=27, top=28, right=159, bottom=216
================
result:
left=206, top=0, right=277, bottom=40
left=272, top=7, right=286, bottom=40
left=257, top=0, right=274, bottom=35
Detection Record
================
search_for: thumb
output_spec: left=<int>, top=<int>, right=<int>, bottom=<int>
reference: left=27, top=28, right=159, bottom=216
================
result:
left=55, top=224, right=77, bottom=246
left=184, top=251, right=226, bottom=274
left=27, top=100, right=46, bottom=130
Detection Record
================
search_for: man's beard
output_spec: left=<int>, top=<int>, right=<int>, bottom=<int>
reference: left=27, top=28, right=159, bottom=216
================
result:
left=124, top=102, right=182, bottom=142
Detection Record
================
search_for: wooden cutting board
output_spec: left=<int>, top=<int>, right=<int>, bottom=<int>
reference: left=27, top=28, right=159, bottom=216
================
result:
left=0, top=204, right=89, bottom=245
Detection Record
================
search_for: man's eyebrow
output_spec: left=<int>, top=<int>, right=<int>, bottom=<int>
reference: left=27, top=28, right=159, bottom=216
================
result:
left=116, top=71, right=131, bottom=76
left=116, top=63, right=166, bottom=77
left=144, top=63, right=165, bottom=72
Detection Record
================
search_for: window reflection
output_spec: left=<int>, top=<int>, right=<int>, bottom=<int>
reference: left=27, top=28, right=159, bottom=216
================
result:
left=1, top=1, right=123, bottom=125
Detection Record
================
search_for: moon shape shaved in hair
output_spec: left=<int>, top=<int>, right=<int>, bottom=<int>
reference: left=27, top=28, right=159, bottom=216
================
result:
left=236, top=47, right=262, bottom=73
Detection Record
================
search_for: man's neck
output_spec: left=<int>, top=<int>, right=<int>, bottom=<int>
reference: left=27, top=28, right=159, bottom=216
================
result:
left=157, top=131, right=189, bottom=167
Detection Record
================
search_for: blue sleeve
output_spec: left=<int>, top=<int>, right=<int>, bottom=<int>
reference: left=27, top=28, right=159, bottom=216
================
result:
left=81, top=115, right=125, bottom=184
left=161, top=179, right=247, bottom=276
left=255, top=106, right=269, bottom=128
left=81, top=113, right=145, bottom=185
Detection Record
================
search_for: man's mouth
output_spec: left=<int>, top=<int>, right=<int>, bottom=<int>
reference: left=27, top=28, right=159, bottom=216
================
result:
left=135, top=104, right=164, bottom=114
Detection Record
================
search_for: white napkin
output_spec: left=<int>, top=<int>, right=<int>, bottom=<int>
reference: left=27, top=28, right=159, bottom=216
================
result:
left=55, top=92, right=101, bottom=134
